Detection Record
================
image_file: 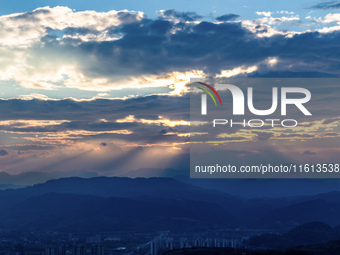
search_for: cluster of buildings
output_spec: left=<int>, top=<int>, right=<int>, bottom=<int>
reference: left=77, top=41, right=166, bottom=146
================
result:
left=0, top=228, right=274, bottom=255
left=150, top=235, right=242, bottom=255
left=45, top=245, right=104, bottom=255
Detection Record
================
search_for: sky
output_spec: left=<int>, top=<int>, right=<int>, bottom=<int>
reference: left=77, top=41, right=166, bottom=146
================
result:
left=0, top=0, right=339, bottom=176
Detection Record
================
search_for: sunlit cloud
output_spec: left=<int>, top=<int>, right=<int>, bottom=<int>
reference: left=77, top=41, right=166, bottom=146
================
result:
left=116, top=115, right=190, bottom=127
left=0, top=119, right=70, bottom=127
left=216, top=65, right=258, bottom=78
left=0, top=6, right=144, bottom=46
left=0, top=7, right=339, bottom=98
left=0, top=6, right=339, bottom=176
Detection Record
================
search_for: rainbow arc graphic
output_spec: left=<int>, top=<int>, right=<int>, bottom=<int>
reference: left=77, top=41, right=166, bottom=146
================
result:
left=197, top=82, right=222, bottom=115
left=197, top=82, right=223, bottom=106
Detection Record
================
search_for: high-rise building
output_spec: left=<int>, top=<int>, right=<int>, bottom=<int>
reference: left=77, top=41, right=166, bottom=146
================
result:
left=72, top=245, right=85, bottom=255
left=91, top=245, right=104, bottom=255
left=165, top=238, right=173, bottom=250
left=194, top=237, right=202, bottom=247
left=45, top=246, right=66, bottom=255
left=150, top=236, right=161, bottom=255
left=180, top=238, right=188, bottom=249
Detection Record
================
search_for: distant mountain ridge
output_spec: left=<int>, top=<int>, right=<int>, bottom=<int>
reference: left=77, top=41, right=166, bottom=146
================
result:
left=0, top=170, right=99, bottom=187
left=0, top=176, right=340, bottom=233
left=3, top=170, right=340, bottom=199
left=173, top=175, right=340, bottom=198
left=0, top=176, right=239, bottom=232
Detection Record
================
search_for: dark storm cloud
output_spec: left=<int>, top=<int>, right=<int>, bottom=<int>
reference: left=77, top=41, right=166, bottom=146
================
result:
left=9, top=145, right=57, bottom=151
left=63, top=27, right=100, bottom=36
left=309, top=1, right=340, bottom=9
left=160, top=9, right=203, bottom=21
left=0, top=149, right=8, bottom=156
left=303, top=150, right=316, bottom=155
left=22, top=9, right=340, bottom=82
left=2, top=7, right=340, bottom=94
left=216, top=14, right=240, bottom=21
left=255, top=132, right=274, bottom=141
left=0, top=95, right=190, bottom=144
left=324, top=133, right=339, bottom=136
left=0, top=96, right=189, bottom=121
left=53, top=14, right=340, bottom=79
left=1, top=9, right=340, bottom=154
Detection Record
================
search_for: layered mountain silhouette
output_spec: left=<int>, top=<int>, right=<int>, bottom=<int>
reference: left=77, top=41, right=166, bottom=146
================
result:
left=0, top=170, right=98, bottom=188
left=0, top=176, right=340, bottom=236
left=3, top=170, right=340, bottom=198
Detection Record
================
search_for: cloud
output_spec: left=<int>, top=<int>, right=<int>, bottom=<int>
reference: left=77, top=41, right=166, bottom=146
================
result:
left=0, top=149, right=8, bottom=156
left=303, top=150, right=316, bottom=155
left=0, top=96, right=191, bottom=149
left=256, top=12, right=273, bottom=17
left=158, top=9, right=202, bottom=21
left=320, top=13, right=340, bottom=24
left=9, top=145, right=56, bottom=151
left=0, top=7, right=340, bottom=95
left=0, top=90, right=337, bottom=174
left=277, top=11, right=295, bottom=15
left=216, top=14, right=240, bottom=22
left=216, top=65, right=258, bottom=78
left=309, top=1, right=340, bottom=10
left=0, top=6, right=144, bottom=46
left=256, top=132, right=274, bottom=141
left=0, top=7, right=339, bottom=176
